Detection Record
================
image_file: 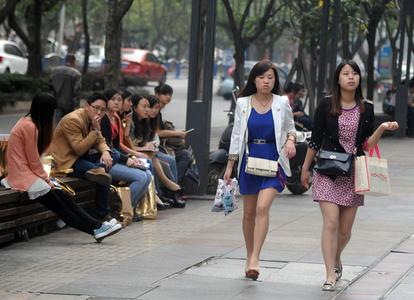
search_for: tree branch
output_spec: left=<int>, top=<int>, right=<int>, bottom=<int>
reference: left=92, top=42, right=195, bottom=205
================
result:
left=239, top=0, right=254, bottom=33
left=222, top=0, right=240, bottom=42
left=245, top=0, right=275, bottom=44
left=8, top=3, right=30, bottom=47
left=0, top=0, right=19, bottom=25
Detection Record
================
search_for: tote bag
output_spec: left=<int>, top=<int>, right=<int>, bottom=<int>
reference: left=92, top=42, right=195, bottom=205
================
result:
left=354, top=145, right=391, bottom=196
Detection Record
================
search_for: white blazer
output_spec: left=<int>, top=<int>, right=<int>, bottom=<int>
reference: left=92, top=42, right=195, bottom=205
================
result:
left=229, top=94, right=296, bottom=177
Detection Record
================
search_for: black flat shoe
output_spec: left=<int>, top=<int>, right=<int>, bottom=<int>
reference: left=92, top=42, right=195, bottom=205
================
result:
left=172, top=198, right=186, bottom=208
left=157, top=202, right=170, bottom=210
left=159, top=195, right=174, bottom=205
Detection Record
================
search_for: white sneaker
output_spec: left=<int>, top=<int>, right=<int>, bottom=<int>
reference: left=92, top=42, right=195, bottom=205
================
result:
left=104, top=218, right=118, bottom=227
left=56, top=218, right=66, bottom=229
left=93, top=222, right=122, bottom=243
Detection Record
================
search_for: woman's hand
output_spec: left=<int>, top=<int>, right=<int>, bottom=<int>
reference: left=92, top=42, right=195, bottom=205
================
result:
left=284, top=140, right=296, bottom=159
left=381, top=121, right=399, bottom=131
left=223, top=166, right=233, bottom=184
left=301, top=168, right=311, bottom=190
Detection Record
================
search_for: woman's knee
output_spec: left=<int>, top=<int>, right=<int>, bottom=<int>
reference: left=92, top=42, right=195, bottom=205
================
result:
left=338, top=228, right=352, bottom=241
left=324, top=217, right=339, bottom=233
left=256, top=204, right=271, bottom=218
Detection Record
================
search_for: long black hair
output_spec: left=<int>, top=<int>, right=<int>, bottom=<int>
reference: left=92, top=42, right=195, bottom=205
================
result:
left=330, top=60, right=365, bottom=116
left=146, top=95, right=160, bottom=141
left=131, top=94, right=149, bottom=146
left=26, top=93, right=57, bottom=155
left=239, top=59, right=280, bottom=97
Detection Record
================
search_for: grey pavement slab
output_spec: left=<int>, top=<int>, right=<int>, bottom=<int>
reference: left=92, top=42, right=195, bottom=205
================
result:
left=0, top=138, right=413, bottom=299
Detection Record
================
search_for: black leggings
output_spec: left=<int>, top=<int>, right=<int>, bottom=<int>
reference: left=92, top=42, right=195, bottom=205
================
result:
left=37, top=189, right=102, bottom=235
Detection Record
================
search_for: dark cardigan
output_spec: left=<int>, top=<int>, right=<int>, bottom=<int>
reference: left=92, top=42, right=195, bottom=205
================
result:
left=309, top=96, right=375, bottom=156
left=100, top=114, right=129, bottom=164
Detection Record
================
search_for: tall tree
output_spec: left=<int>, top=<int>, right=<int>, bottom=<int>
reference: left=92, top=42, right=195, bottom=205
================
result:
left=8, top=0, right=61, bottom=76
left=363, top=0, right=391, bottom=100
left=222, top=0, right=286, bottom=110
left=104, top=0, right=133, bottom=88
left=82, top=0, right=90, bottom=74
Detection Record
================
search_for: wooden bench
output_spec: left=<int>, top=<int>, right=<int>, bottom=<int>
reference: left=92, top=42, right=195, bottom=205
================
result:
left=0, top=177, right=96, bottom=246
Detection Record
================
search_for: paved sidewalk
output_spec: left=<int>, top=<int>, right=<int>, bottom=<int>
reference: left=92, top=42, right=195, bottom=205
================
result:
left=0, top=137, right=413, bottom=300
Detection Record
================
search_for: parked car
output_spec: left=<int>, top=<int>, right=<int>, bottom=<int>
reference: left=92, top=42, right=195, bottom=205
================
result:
left=217, top=60, right=288, bottom=100
left=121, top=48, right=167, bottom=84
left=75, top=45, right=105, bottom=72
left=0, top=40, right=28, bottom=74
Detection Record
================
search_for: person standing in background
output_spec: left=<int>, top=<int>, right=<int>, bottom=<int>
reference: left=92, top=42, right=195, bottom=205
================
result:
left=51, top=54, right=82, bottom=123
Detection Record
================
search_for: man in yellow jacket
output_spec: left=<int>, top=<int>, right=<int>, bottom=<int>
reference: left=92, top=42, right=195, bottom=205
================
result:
left=51, top=93, right=114, bottom=219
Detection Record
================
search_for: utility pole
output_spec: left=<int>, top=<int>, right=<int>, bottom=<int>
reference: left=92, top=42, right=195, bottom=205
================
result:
left=185, top=0, right=217, bottom=194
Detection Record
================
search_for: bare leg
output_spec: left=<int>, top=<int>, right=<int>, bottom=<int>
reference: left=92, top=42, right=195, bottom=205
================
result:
left=319, top=201, right=340, bottom=283
left=248, top=188, right=277, bottom=270
left=243, top=195, right=257, bottom=270
left=153, top=157, right=181, bottom=191
left=335, top=206, right=358, bottom=269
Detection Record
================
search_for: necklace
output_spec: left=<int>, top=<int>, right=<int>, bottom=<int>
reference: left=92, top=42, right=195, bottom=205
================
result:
left=254, top=94, right=272, bottom=107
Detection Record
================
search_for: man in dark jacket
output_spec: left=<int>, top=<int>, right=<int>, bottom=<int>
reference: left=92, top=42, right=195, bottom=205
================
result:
left=51, top=54, right=82, bottom=123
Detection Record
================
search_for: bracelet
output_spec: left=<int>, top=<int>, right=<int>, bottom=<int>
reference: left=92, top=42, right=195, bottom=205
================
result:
left=228, top=154, right=238, bottom=161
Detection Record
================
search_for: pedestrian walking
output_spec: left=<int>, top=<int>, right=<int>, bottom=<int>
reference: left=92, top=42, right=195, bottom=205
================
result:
left=51, top=54, right=82, bottom=123
left=1, top=93, right=122, bottom=242
left=223, top=60, right=297, bottom=281
left=300, top=60, right=399, bottom=291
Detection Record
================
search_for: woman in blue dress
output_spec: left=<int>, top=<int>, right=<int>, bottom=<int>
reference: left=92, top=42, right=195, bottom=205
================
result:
left=224, top=60, right=296, bottom=280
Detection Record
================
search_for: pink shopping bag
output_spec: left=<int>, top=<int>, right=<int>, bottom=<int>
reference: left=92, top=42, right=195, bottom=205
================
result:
left=354, top=145, right=391, bottom=196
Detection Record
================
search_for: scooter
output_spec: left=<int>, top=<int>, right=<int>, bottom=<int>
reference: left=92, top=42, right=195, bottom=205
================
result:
left=207, top=88, right=312, bottom=195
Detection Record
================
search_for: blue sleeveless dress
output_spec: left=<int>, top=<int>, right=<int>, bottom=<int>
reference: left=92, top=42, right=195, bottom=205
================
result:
left=239, top=108, right=286, bottom=195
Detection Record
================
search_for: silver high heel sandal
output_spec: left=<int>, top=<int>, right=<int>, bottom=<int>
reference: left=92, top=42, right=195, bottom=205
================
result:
left=334, top=265, right=343, bottom=281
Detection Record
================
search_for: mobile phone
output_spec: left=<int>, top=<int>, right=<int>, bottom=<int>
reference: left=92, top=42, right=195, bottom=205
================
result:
left=125, top=109, right=133, bottom=117
left=185, top=128, right=195, bottom=133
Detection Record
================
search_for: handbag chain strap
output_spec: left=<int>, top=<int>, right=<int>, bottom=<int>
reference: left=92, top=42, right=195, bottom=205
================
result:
left=245, top=96, right=252, bottom=157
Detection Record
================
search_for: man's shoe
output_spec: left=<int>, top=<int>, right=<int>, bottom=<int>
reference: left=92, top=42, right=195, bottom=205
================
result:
left=94, top=222, right=122, bottom=243
left=85, top=167, right=112, bottom=185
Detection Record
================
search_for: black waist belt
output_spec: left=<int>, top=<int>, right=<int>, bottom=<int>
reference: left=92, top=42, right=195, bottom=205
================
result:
left=249, top=139, right=275, bottom=144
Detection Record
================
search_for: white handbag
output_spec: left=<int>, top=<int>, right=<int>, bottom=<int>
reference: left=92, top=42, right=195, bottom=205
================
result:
left=244, top=97, right=278, bottom=177
left=245, top=156, right=278, bottom=177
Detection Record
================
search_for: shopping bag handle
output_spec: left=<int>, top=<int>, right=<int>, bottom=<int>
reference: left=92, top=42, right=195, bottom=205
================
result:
left=369, top=144, right=381, bottom=158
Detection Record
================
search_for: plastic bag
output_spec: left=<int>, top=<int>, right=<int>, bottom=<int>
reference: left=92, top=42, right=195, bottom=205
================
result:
left=211, top=178, right=238, bottom=215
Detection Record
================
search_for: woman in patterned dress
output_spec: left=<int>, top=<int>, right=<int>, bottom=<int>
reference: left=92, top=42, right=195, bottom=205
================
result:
left=224, top=60, right=296, bottom=280
left=301, top=60, right=399, bottom=291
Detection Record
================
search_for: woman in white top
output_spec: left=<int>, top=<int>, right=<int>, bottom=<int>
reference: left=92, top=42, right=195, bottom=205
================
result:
left=224, top=60, right=296, bottom=280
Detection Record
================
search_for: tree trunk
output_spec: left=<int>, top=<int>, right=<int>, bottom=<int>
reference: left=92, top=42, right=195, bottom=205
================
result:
left=0, top=0, right=19, bottom=25
left=104, top=0, right=134, bottom=88
left=366, top=18, right=380, bottom=100
left=82, top=0, right=90, bottom=74
left=25, top=0, right=42, bottom=77
left=341, top=21, right=351, bottom=59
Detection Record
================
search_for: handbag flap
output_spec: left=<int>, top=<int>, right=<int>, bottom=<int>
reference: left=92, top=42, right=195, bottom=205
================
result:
left=318, top=151, right=351, bottom=162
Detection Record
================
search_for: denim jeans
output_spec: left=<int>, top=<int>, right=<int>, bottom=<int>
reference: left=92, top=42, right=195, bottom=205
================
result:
left=71, top=152, right=117, bottom=219
left=174, top=148, right=192, bottom=184
left=156, top=151, right=177, bottom=182
left=109, top=163, right=152, bottom=208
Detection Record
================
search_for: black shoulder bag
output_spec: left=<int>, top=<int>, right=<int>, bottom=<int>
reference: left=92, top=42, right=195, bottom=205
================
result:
left=313, top=112, right=362, bottom=177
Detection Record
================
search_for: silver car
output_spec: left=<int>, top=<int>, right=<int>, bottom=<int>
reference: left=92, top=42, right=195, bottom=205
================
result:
left=217, top=60, right=288, bottom=99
